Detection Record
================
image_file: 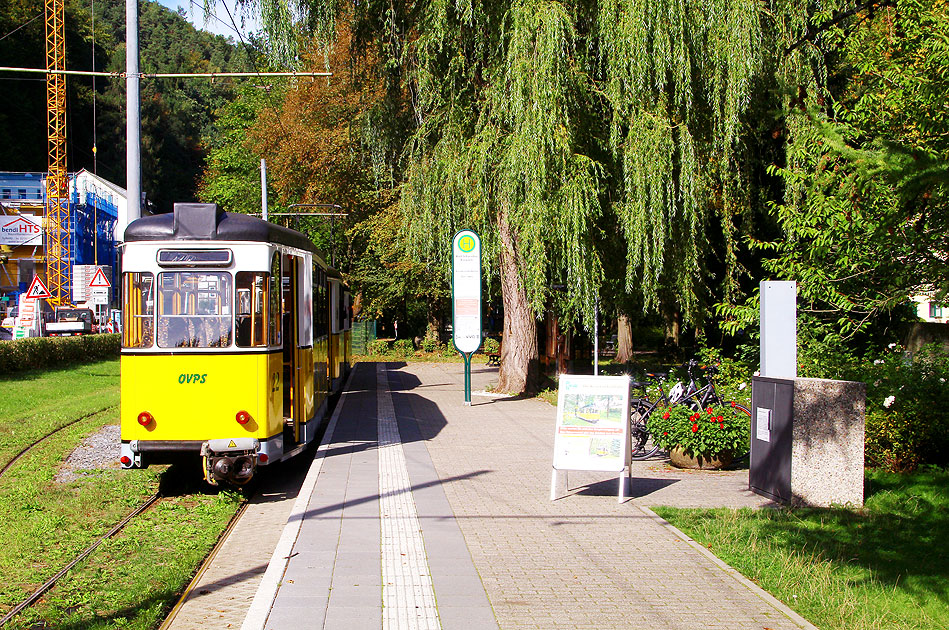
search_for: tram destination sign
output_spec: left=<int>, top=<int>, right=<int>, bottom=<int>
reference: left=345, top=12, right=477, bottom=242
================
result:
left=451, top=230, right=482, bottom=354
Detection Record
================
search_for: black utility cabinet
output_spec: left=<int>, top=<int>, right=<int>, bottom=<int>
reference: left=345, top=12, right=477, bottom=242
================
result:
left=750, top=376, right=794, bottom=503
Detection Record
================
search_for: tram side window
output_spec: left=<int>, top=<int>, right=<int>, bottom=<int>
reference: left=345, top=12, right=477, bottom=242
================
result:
left=312, top=266, right=324, bottom=337
left=122, top=272, right=154, bottom=348
left=157, top=272, right=232, bottom=348
left=236, top=272, right=268, bottom=347
left=269, top=253, right=281, bottom=346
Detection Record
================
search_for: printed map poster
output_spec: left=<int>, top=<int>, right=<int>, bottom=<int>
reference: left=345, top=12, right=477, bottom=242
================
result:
left=553, top=375, right=630, bottom=472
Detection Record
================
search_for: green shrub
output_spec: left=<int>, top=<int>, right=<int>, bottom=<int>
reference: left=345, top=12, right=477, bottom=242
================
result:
left=441, top=343, right=458, bottom=358
left=649, top=403, right=750, bottom=457
left=392, top=339, right=415, bottom=357
left=366, top=339, right=390, bottom=356
left=865, top=408, right=931, bottom=472
left=697, top=346, right=752, bottom=406
left=861, top=344, right=949, bottom=471
left=420, top=338, right=439, bottom=353
left=482, top=337, right=500, bottom=354
left=784, top=341, right=949, bottom=472
left=0, top=333, right=120, bottom=374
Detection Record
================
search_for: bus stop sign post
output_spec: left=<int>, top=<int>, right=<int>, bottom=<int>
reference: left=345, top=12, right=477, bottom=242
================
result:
left=451, top=230, right=482, bottom=406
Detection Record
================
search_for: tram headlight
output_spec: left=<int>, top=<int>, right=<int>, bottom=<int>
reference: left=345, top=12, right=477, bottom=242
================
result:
left=137, top=411, right=154, bottom=426
left=236, top=410, right=252, bottom=425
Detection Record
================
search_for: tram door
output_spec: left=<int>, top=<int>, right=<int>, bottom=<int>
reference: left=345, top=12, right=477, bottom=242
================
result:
left=282, top=255, right=303, bottom=444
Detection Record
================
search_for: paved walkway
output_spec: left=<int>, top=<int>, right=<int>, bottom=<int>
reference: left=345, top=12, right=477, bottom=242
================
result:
left=242, top=361, right=813, bottom=630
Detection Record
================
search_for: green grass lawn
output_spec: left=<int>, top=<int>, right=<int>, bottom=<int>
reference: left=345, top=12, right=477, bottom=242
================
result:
left=654, top=469, right=949, bottom=630
left=0, top=359, right=242, bottom=629
left=0, top=360, right=120, bottom=470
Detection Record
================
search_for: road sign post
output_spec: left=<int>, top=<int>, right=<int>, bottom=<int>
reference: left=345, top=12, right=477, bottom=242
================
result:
left=13, top=277, right=51, bottom=339
left=452, top=230, right=482, bottom=406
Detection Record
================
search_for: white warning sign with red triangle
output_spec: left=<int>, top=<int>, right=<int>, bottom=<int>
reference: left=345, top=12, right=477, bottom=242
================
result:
left=89, top=267, right=111, bottom=288
left=25, top=276, right=52, bottom=299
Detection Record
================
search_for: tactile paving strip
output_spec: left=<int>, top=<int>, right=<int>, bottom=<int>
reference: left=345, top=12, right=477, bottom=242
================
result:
left=377, top=364, right=441, bottom=630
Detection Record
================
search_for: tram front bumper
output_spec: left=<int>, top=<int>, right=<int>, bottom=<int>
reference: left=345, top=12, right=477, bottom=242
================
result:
left=201, top=438, right=260, bottom=486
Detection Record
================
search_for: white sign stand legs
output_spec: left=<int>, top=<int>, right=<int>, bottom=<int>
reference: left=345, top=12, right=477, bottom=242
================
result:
left=550, top=468, right=563, bottom=501
left=550, top=467, right=630, bottom=503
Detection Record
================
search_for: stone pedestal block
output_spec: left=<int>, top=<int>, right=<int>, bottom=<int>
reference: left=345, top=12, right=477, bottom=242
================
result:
left=790, top=378, right=865, bottom=507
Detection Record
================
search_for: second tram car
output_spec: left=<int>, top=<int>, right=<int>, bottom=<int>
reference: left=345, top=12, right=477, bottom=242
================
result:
left=119, top=203, right=350, bottom=485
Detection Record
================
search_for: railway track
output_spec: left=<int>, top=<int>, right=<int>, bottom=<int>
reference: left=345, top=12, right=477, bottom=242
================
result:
left=0, top=492, right=161, bottom=627
left=0, top=403, right=183, bottom=628
left=157, top=500, right=252, bottom=630
left=0, top=403, right=119, bottom=478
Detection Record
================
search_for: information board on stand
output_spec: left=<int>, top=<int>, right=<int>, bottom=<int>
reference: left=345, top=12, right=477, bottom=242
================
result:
left=551, top=374, right=631, bottom=502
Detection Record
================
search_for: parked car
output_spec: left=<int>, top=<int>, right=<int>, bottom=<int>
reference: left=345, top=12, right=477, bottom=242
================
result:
left=45, top=307, right=96, bottom=337
left=0, top=307, right=16, bottom=340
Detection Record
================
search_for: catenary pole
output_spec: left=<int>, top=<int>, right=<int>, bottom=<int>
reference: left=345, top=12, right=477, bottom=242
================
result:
left=122, top=0, right=140, bottom=241
left=261, top=159, right=268, bottom=221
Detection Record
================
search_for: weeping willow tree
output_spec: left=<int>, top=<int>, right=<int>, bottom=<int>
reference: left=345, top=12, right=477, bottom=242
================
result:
left=246, top=0, right=768, bottom=393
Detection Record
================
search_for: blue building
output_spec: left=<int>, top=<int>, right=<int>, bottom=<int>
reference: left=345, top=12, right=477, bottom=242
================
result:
left=0, top=170, right=121, bottom=305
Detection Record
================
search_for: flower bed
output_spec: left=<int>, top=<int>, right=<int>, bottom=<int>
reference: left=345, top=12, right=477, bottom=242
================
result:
left=649, top=403, right=750, bottom=463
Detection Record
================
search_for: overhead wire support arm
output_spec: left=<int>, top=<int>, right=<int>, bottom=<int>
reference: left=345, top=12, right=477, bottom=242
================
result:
left=264, top=205, right=349, bottom=268
left=0, top=67, right=332, bottom=79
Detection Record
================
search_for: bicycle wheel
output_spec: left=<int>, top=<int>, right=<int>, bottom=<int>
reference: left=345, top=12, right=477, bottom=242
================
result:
left=629, top=403, right=661, bottom=460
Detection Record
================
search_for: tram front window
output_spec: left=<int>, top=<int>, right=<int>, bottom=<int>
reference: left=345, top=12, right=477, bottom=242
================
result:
left=236, top=272, right=269, bottom=347
left=157, top=272, right=232, bottom=348
left=122, top=272, right=154, bottom=348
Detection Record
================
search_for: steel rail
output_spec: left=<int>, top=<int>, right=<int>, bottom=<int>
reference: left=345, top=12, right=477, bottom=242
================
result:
left=0, top=492, right=162, bottom=627
left=157, top=500, right=251, bottom=630
left=0, top=403, right=119, bottom=478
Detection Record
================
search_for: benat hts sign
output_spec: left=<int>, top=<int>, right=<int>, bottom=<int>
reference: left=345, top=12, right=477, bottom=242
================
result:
left=0, top=215, right=43, bottom=246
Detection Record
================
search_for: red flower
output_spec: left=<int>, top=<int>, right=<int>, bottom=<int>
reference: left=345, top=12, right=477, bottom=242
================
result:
left=719, top=422, right=724, bottom=429
left=662, top=412, right=670, bottom=419
left=663, top=431, right=668, bottom=436
left=706, top=407, right=713, bottom=415
left=691, top=423, right=698, bottom=433
left=730, top=401, right=736, bottom=407
left=710, top=416, right=717, bottom=423
left=716, top=416, right=723, bottom=422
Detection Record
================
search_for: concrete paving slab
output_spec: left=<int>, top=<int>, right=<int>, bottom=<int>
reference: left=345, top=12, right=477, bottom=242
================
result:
left=240, top=360, right=814, bottom=630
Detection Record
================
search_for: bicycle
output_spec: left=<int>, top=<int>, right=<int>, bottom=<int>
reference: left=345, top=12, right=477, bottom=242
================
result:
left=675, top=360, right=752, bottom=461
left=628, top=360, right=751, bottom=462
left=628, top=370, right=673, bottom=460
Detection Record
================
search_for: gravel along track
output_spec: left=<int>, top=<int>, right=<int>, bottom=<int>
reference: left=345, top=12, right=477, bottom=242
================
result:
left=0, top=405, right=118, bottom=479
left=55, top=424, right=121, bottom=483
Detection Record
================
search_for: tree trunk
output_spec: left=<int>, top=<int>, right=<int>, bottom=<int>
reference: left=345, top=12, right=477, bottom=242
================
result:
left=662, top=301, right=681, bottom=348
left=496, top=206, right=540, bottom=394
left=615, top=314, right=634, bottom=363
left=425, top=300, right=442, bottom=341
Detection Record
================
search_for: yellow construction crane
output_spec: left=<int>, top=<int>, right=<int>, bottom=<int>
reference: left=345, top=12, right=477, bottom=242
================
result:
left=44, top=0, right=70, bottom=306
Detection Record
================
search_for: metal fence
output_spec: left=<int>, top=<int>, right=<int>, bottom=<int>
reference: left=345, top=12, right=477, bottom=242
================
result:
left=351, top=320, right=377, bottom=355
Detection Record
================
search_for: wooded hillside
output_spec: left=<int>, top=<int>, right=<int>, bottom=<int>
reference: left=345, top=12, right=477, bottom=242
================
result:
left=0, top=0, right=253, bottom=211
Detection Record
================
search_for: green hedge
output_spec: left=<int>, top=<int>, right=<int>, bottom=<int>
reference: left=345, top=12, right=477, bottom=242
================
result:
left=0, top=334, right=120, bottom=374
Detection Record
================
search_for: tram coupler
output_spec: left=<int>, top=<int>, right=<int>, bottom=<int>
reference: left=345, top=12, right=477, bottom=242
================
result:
left=201, top=438, right=260, bottom=486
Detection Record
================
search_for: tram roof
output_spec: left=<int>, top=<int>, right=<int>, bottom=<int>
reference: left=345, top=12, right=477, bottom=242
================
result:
left=125, top=203, right=330, bottom=264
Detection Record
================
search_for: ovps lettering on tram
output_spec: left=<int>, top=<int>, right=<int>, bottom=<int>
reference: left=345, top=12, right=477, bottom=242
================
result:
left=178, top=373, right=208, bottom=384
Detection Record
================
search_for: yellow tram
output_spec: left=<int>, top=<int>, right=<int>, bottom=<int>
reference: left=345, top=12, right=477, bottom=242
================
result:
left=119, top=203, right=350, bottom=485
